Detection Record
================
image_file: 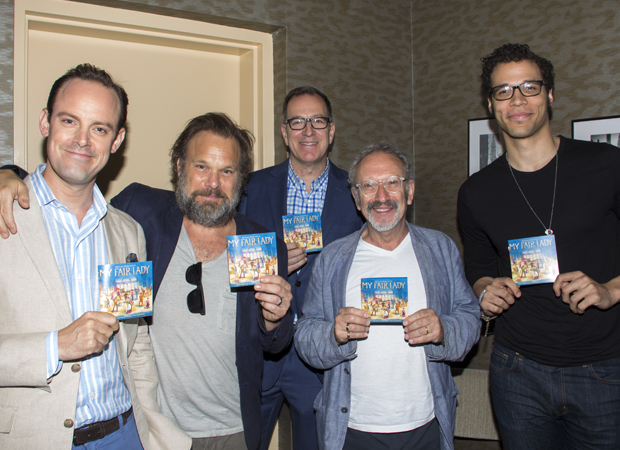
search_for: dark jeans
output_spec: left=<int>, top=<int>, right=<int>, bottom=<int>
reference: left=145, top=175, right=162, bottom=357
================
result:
left=343, top=418, right=439, bottom=450
left=490, top=340, right=620, bottom=450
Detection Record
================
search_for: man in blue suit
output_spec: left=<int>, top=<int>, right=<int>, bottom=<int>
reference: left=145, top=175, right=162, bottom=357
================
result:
left=238, top=87, right=363, bottom=450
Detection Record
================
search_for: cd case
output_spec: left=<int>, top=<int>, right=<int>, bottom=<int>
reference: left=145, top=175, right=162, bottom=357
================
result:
left=508, top=235, right=559, bottom=286
left=282, top=212, right=323, bottom=253
left=361, top=277, right=408, bottom=324
left=99, top=261, right=153, bottom=320
left=227, top=232, right=278, bottom=287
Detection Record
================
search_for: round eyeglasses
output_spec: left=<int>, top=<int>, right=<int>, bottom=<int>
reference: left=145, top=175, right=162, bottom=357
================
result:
left=355, top=176, right=406, bottom=197
left=284, top=117, right=331, bottom=130
left=490, top=80, right=545, bottom=101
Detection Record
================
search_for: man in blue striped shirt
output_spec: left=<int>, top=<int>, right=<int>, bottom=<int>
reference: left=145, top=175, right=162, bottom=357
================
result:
left=0, top=64, right=189, bottom=449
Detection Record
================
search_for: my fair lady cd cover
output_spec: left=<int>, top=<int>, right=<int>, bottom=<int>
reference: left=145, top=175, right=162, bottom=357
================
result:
left=227, top=232, right=278, bottom=287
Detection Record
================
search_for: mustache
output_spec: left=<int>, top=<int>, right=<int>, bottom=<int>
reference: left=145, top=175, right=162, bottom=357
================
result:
left=366, top=199, right=398, bottom=211
left=191, top=188, right=228, bottom=200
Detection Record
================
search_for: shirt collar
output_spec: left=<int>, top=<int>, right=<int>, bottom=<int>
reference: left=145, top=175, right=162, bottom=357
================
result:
left=287, top=158, right=330, bottom=190
left=31, top=163, right=108, bottom=219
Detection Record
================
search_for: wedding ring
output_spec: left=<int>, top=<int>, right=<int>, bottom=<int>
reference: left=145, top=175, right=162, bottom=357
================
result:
left=425, top=326, right=429, bottom=335
left=346, top=323, right=350, bottom=332
left=277, top=297, right=282, bottom=306
left=347, top=329, right=351, bottom=340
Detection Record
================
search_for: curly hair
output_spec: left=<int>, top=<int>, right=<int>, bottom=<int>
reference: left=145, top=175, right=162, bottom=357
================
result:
left=481, top=43, right=555, bottom=98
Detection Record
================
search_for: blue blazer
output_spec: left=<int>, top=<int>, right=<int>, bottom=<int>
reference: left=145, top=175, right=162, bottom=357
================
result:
left=111, top=183, right=293, bottom=450
left=238, top=160, right=363, bottom=389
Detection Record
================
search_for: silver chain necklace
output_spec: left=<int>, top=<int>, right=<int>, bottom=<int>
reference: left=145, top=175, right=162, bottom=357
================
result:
left=507, top=150, right=558, bottom=236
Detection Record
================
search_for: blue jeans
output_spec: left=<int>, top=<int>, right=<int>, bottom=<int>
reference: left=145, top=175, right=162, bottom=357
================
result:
left=489, top=341, right=620, bottom=450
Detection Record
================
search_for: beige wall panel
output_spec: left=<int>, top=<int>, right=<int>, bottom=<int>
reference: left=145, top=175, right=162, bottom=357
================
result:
left=14, top=0, right=275, bottom=200
left=27, top=28, right=243, bottom=196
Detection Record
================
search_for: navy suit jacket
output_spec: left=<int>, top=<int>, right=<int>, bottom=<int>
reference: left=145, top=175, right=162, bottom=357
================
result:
left=111, top=183, right=293, bottom=450
left=238, top=160, right=363, bottom=389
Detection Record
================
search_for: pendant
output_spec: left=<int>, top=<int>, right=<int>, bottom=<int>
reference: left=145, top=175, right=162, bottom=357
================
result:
left=545, top=229, right=553, bottom=235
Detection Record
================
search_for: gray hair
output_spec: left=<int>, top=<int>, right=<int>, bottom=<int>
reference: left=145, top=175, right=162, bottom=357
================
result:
left=348, top=143, right=413, bottom=203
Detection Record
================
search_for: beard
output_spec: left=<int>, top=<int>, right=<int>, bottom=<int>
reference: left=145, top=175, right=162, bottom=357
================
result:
left=366, top=199, right=400, bottom=232
left=175, top=169, right=241, bottom=228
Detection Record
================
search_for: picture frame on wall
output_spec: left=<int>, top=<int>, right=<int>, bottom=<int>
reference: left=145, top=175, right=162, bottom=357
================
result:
left=468, top=118, right=503, bottom=176
left=572, top=115, right=620, bottom=147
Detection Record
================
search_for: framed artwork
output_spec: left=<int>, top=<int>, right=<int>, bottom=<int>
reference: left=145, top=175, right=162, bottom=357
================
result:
left=572, top=115, right=620, bottom=147
left=468, top=118, right=503, bottom=176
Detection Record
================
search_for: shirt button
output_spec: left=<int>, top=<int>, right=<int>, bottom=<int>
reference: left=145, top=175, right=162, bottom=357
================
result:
left=71, top=363, right=81, bottom=373
left=344, top=368, right=350, bottom=375
left=341, top=407, right=348, bottom=414
left=90, top=392, right=96, bottom=398
left=64, top=419, right=74, bottom=428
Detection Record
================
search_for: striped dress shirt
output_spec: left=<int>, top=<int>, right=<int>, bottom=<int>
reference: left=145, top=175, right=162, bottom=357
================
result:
left=32, top=165, right=132, bottom=428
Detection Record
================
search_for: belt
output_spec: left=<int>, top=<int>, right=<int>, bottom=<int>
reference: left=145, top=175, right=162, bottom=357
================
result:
left=72, top=407, right=133, bottom=446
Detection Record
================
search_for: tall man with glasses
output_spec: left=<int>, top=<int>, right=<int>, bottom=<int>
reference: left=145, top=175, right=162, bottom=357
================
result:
left=0, top=112, right=294, bottom=450
left=458, top=43, right=620, bottom=449
left=0, top=64, right=190, bottom=449
left=238, top=86, right=363, bottom=450
left=296, top=143, right=479, bottom=450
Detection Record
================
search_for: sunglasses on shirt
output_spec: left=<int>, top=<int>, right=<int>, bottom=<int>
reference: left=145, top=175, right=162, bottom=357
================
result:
left=186, top=262, right=205, bottom=315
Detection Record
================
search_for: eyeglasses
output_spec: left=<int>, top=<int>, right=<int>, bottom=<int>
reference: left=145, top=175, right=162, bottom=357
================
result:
left=284, top=117, right=331, bottom=130
left=490, top=80, right=545, bottom=101
left=186, top=262, right=205, bottom=315
left=355, top=176, right=406, bottom=197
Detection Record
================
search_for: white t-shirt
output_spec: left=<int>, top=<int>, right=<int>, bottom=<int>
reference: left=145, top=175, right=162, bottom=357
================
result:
left=346, top=234, right=435, bottom=433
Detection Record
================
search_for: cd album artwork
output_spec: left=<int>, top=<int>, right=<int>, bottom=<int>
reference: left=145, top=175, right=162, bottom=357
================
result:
left=508, top=235, right=559, bottom=286
left=282, top=212, right=323, bottom=253
left=99, top=261, right=153, bottom=320
left=361, top=277, right=408, bottom=324
left=227, top=232, right=278, bottom=287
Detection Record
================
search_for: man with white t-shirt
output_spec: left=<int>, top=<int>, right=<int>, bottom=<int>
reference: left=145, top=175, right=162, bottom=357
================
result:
left=295, top=143, right=480, bottom=450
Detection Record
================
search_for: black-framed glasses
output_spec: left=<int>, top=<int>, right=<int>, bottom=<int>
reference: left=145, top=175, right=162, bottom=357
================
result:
left=490, top=80, right=545, bottom=101
left=355, top=176, right=407, bottom=197
left=186, top=262, right=205, bottom=315
left=284, top=117, right=331, bottom=130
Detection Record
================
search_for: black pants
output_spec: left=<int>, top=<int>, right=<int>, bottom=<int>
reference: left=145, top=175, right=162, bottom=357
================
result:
left=343, top=418, right=440, bottom=450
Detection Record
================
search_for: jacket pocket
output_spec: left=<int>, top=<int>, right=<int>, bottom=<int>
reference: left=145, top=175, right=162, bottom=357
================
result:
left=0, top=404, right=16, bottom=434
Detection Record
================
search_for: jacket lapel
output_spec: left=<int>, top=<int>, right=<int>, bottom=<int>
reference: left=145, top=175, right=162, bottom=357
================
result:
left=408, top=225, right=435, bottom=309
left=103, top=211, right=127, bottom=264
left=321, top=167, right=352, bottom=242
left=268, top=162, right=289, bottom=239
left=18, top=177, right=72, bottom=323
